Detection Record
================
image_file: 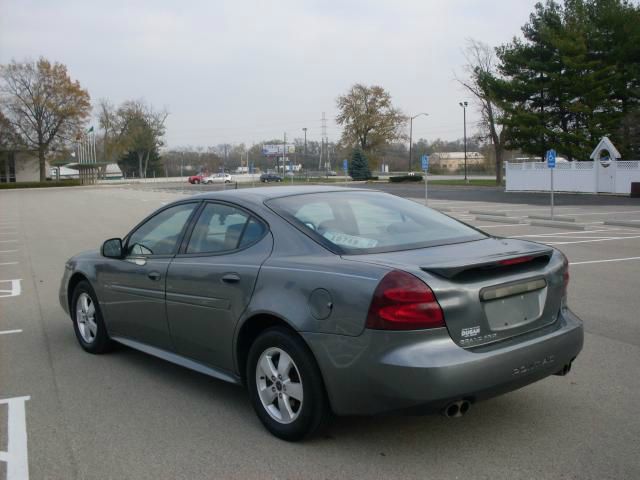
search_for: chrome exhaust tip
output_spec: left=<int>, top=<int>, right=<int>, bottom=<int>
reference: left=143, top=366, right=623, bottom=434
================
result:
left=443, top=400, right=471, bottom=418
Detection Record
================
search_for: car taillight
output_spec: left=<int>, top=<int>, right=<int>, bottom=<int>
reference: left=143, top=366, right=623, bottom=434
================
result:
left=498, top=255, right=535, bottom=266
left=366, top=270, right=445, bottom=330
left=561, top=255, right=570, bottom=299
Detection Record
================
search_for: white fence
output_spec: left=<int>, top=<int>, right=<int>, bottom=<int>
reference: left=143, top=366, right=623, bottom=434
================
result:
left=505, top=160, right=640, bottom=194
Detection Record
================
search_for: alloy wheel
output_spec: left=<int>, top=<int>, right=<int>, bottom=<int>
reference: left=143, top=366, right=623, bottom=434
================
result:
left=75, top=292, right=97, bottom=343
left=255, top=347, right=304, bottom=424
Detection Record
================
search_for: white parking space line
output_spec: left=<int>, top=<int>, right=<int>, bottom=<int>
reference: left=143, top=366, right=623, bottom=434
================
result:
left=0, top=396, right=31, bottom=480
left=0, top=329, right=23, bottom=335
left=0, top=279, right=21, bottom=298
left=0, top=262, right=19, bottom=266
left=565, top=209, right=640, bottom=217
left=0, top=250, right=18, bottom=254
left=571, top=256, right=640, bottom=265
left=545, top=235, right=640, bottom=245
left=513, top=228, right=634, bottom=237
left=476, top=224, right=529, bottom=229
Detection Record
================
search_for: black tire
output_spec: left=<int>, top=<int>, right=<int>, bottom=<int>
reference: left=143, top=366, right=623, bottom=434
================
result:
left=246, top=327, right=329, bottom=441
left=71, top=280, right=114, bottom=354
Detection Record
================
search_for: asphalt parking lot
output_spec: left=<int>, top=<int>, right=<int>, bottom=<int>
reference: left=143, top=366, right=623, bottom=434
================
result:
left=1, top=183, right=639, bottom=480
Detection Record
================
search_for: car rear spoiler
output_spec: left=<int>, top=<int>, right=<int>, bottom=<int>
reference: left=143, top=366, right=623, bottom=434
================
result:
left=421, top=249, right=554, bottom=280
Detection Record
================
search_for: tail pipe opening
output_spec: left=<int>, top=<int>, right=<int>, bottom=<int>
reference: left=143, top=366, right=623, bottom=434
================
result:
left=442, top=399, right=472, bottom=418
left=554, top=359, right=574, bottom=376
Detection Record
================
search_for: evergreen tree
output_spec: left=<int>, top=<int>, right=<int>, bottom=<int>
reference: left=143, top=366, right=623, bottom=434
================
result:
left=348, top=147, right=371, bottom=180
left=494, top=0, right=640, bottom=159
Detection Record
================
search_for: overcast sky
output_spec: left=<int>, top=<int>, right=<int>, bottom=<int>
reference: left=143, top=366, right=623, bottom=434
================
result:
left=1, top=0, right=538, bottom=148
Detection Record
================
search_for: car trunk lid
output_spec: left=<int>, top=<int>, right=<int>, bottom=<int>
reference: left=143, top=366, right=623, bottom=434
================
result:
left=343, top=237, right=564, bottom=348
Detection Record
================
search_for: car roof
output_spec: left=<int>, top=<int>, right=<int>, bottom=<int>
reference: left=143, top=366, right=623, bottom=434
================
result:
left=190, top=185, right=375, bottom=202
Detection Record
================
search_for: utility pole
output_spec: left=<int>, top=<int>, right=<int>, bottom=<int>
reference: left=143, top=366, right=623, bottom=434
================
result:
left=223, top=144, right=228, bottom=190
left=409, top=113, right=428, bottom=173
left=283, top=132, right=287, bottom=176
left=302, top=127, right=307, bottom=170
left=320, top=112, right=327, bottom=171
left=459, top=101, right=468, bottom=183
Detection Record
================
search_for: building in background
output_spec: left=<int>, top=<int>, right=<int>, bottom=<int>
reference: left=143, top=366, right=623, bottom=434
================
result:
left=430, top=151, right=485, bottom=171
left=0, top=150, right=49, bottom=183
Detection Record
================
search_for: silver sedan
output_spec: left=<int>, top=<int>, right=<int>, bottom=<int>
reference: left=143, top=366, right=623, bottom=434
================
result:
left=59, top=187, right=583, bottom=440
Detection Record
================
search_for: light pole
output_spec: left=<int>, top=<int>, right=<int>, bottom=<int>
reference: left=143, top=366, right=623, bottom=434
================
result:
left=302, top=127, right=307, bottom=170
left=459, top=101, right=468, bottom=183
left=409, top=113, right=429, bottom=172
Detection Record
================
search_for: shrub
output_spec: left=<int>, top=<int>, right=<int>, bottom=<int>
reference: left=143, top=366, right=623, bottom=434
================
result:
left=0, top=180, right=82, bottom=189
left=389, top=175, right=423, bottom=183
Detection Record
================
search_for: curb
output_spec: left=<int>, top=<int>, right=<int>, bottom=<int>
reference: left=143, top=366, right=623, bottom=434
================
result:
left=475, top=215, right=522, bottom=224
left=603, top=220, right=640, bottom=228
left=528, top=214, right=576, bottom=222
left=529, top=220, right=585, bottom=230
left=469, top=210, right=508, bottom=216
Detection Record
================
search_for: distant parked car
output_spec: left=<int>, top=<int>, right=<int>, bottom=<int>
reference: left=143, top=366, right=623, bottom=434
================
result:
left=188, top=174, right=205, bottom=184
left=203, top=173, right=233, bottom=184
left=326, top=171, right=337, bottom=177
left=260, top=173, right=283, bottom=183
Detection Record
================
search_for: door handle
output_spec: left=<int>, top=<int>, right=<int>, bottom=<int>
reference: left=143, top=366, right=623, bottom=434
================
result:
left=147, top=271, right=161, bottom=281
left=221, top=273, right=241, bottom=283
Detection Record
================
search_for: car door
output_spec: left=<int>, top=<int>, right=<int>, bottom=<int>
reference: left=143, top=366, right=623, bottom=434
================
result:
left=165, top=201, right=273, bottom=371
left=100, top=201, right=200, bottom=351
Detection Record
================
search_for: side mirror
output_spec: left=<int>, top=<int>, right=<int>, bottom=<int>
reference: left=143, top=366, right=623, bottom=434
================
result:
left=102, top=238, right=124, bottom=258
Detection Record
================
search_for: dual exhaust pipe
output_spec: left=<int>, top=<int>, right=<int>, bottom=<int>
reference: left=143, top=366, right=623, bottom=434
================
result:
left=443, top=359, right=574, bottom=417
left=442, top=399, right=471, bottom=418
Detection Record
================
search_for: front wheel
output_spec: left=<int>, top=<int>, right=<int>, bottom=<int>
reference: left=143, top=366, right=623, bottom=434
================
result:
left=71, top=281, right=113, bottom=354
left=247, top=328, right=329, bottom=441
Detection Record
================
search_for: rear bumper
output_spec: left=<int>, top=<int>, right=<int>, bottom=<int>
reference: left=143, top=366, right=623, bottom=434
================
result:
left=302, top=308, right=583, bottom=416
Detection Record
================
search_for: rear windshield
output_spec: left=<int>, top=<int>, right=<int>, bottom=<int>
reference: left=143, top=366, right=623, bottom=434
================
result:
left=267, top=191, right=485, bottom=254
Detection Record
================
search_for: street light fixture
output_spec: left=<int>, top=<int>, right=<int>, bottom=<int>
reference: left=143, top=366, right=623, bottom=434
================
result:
left=459, top=101, right=469, bottom=183
left=409, top=113, right=429, bottom=172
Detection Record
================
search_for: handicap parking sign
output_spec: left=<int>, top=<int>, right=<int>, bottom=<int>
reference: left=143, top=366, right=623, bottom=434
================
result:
left=421, top=154, right=429, bottom=171
left=546, top=149, right=556, bottom=168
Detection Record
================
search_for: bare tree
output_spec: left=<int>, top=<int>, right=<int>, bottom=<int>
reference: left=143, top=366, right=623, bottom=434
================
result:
left=457, top=39, right=507, bottom=184
left=336, top=84, right=406, bottom=155
left=97, top=100, right=167, bottom=178
left=0, top=58, right=91, bottom=181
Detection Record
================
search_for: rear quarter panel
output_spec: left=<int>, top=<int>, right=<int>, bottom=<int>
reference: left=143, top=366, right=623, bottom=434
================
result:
left=244, top=254, right=389, bottom=336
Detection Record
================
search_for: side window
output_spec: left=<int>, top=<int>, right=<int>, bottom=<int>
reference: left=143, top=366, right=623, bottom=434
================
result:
left=187, top=203, right=256, bottom=254
left=127, top=203, right=197, bottom=256
left=238, top=218, right=266, bottom=248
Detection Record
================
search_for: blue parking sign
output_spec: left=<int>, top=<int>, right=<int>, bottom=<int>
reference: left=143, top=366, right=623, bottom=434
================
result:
left=546, top=149, right=556, bottom=168
left=421, top=154, right=429, bottom=171
left=343, top=159, right=348, bottom=171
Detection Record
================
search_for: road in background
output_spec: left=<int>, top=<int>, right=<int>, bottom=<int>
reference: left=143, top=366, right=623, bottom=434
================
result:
left=1, top=184, right=639, bottom=480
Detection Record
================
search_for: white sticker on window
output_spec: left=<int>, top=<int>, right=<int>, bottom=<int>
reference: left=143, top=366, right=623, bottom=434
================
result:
left=323, top=231, right=378, bottom=249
